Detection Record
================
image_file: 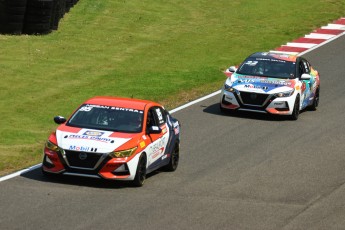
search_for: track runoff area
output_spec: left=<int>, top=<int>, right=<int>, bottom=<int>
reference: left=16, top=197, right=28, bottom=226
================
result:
left=1, top=17, right=344, bottom=183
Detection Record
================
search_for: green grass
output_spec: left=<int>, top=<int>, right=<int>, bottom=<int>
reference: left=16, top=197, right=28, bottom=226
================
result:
left=1, top=0, right=344, bottom=176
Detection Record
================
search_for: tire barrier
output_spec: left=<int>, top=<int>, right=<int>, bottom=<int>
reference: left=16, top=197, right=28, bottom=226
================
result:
left=0, top=0, right=79, bottom=35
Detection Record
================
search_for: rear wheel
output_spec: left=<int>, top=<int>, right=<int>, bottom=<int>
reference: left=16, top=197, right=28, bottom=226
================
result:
left=164, top=143, right=179, bottom=172
left=310, top=88, right=320, bottom=111
left=132, top=154, right=147, bottom=187
left=289, top=96, right=300, bottom=120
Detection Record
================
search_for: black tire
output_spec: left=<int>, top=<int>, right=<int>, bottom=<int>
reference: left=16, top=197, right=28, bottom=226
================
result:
left=132, top=154, right=147, bottom=187
left=23, top=22, right=52, bottom=34
left=27, top=0, right=54, bottom=9
left=25, top=15, right=52, bottom=23
left=164, top=142, right=180, bottom=172
left=309, top=88, right=320, bottom=111
left=5, top=0, right=27, bottom=7
left=289, top=96, right=300, bottom=120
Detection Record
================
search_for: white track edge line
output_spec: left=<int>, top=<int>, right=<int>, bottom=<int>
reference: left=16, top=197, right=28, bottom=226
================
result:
left=169, top=90, right=222, bottom=114
left=0, top=164, right=42, bottom=182
left=298, top=31, right=345, bottom=56
left=1, top=24, right=345, bottom=183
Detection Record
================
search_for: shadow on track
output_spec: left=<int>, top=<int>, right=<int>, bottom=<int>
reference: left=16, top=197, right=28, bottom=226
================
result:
left=202, top=102, right=309, bottom=121
left=20, top=167, right=162, bottom=189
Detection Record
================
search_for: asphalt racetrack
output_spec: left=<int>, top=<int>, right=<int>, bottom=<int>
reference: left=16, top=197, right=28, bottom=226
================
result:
left=1, top=35, right=345, bottom=229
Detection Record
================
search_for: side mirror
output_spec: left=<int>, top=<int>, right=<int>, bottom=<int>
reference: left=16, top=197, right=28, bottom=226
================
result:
left=54, top=116, right=66, bottom=124
left=301, top=73, right=311, bottom=80
left=148, top=126, right=162, bottom=134
left=228, top=66, right=237, bottom=73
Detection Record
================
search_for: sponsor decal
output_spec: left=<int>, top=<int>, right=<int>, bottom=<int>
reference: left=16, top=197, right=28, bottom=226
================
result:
left=274, top=102, right=284, bottom=105
left=151, top=147, right=165, bottom=160
left=162, top=127, right=167, bottom=134
left=260, top=80, right=292, bottom=86
left=244, top=84, right=268, bottom=90
left=69, top=145, right=90, bottom=151
left=67, top=134, right=113, bottom=143
left=79, top=104, right=143, bottom=114
left=140, top=141, right=146, bottom=148
left=83, top=131, right=104, bottom=136
left=237, top=75, right=263, bottom=79
left=69, top=145, right=98, bottom=152
left=110, top=106, right=143, bottom=114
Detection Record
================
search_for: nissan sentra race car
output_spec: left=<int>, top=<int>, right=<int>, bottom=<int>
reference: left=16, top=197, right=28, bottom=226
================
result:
left=220, top=52, right=320, bottom=120
left=42, top=96, right=181, bottom=187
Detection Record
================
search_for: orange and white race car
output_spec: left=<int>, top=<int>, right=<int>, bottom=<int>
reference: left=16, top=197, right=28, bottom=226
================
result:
left=42, top=96, right=181, bottom=187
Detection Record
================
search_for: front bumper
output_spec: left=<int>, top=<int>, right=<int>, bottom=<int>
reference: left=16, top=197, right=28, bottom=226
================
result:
left=220, top=89, right=295, bottom=115
left=42, top=148, right=141, bottom=181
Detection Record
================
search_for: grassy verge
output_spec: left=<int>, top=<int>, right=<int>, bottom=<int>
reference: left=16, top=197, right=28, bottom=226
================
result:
left=1, top=0, right=344, bottom=176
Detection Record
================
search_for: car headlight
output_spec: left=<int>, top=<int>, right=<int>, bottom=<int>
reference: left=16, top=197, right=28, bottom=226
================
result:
left=274, top=89, right=295, bottom=97
left=45, top=140, right=60, bottom=152
left=110, top=147, right=137, bottom=158
left=224, top=83, right=236, bottom=93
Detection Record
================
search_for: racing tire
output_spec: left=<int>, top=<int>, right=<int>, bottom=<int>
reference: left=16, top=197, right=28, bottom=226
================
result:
left=164, top=142, right=180, bottom=172
left=132, top=154, right=147, bottom=187
left=309, top=88, right=320, bottom=111
left=289, top=96, right=300, bottom=120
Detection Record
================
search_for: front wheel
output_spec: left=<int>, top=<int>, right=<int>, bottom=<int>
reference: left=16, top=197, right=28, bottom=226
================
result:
left=289, top=96, right=300, bottom=120
left=132, top=154, right=147, bottom=187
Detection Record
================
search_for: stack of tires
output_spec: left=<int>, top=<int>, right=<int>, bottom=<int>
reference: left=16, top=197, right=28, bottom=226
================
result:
left=0, top=0, right=27, bottom=35
left=23, top=0, right=55, bottom=34
left=0, top=0, right=79, bottom=35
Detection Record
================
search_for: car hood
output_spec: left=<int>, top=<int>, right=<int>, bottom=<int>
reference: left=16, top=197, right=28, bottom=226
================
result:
left=228, top=73, right=297, bottom=94
left=55, top=125, right=139, bottom=153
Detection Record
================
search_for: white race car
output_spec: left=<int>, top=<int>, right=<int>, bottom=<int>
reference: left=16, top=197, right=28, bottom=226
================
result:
left=220, top=52, right=320, bottom=120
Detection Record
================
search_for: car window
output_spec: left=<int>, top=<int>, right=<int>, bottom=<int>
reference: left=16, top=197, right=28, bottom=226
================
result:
left=67, top=104, right=144, bottom=133
left=302, top=60, right=310, bottom=74
left=236, top=57, right=295, bottom=79
left=148, top=107, right=166, bottom=126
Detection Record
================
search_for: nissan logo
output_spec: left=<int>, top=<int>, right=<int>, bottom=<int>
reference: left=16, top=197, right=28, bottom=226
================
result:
left=79, top=152, right=87, bottom=160
left=250, top=94, right=257, bottom=100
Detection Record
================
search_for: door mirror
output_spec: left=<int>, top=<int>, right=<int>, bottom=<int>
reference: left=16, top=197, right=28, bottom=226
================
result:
left=301, top=73, right=311, bottom=80
left=54, top=116, right=66, bottom=124
left=228, top=66, right=237, bottom=73
left=148, top=126, right=162, bottom=134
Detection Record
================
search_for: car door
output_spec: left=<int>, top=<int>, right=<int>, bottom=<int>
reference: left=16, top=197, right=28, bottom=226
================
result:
left=146, top=106, right=170, bottom=169
left=298, top=58, right=313, bottom=109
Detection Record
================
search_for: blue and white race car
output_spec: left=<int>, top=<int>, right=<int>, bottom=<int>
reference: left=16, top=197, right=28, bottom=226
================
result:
left=220, top=52, right=320, bottom=120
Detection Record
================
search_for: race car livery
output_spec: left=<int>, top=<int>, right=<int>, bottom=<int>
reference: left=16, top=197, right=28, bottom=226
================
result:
left=220, top=52, right=320, bottom=120
left=42, top=96, right=181, bottom=186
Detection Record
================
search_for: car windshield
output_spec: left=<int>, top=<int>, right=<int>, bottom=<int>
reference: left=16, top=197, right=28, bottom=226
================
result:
left=236, top=57, right=296, bottom=79
left=67, top=104, right=144, bottom=133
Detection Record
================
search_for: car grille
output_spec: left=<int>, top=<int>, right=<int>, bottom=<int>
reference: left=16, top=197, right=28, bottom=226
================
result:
left=64, top=150, right=103, bottom=169
left=239, top=92, right=269, bottom=106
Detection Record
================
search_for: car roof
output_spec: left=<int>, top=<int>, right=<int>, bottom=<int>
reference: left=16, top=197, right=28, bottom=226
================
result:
left=249, top=52, right=298, bottom=62
left=83, top=96, right=159, bottom=110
